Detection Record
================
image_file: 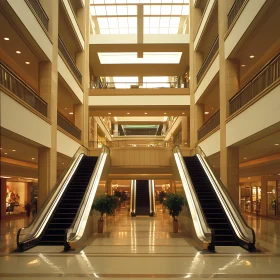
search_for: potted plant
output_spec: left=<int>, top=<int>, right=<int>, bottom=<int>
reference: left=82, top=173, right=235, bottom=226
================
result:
left=163, top=193, right=185, bottom=233
left=91, top=195, right=117, bottom=233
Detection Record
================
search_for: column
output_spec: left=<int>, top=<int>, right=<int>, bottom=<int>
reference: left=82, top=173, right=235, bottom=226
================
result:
left=114, top=123, right=118, bottom=136
left=261, top=176, right=267, bottom=216
left=37, top=0, right=59, bottom=210
left=76, top=0, right=90, bottom=147
left=218, top=0, right=240, bottom=205
left=93, top=118, right=98, bottom=148
left=181, top=116, right=188, bottom=147
left=0, top=179, right=7, bottom=220
left=189, top=0, right=204, bottom=148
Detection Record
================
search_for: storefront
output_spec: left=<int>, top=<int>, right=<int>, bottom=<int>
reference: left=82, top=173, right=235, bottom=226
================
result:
left=240, top=181, right=261, bottom=215
left=240, top=176, right=280, bottom=218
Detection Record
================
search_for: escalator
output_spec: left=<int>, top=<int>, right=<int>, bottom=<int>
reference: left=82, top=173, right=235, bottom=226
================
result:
left=173, top=146, right=255, bottom=251
left=135, top=180, right=150, bottom=216
left=184, top=156, right=238, bottom=246
left=17, top=146, right=110, bottom=251
left=39, top=156, right=97, bottom=245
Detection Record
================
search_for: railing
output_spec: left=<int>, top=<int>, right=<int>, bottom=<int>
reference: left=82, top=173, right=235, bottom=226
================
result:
left=229, top=53, right=280, bottom=115
left=89, top=140, right=172, bottom=149
left=58, top=36, right=82, bottom=83
left=228, top=0, right=246, bottom=28
left=198, top=110, right=220, bottom=140
left=0, top=62, right=48, bottom=117
left=57, top=112, right=81, bottom=140
left=91, top=81, right=189, bottom=89
left=197, top=36, right=219, bottom=83
left=26, top=0, right=49, bottom=30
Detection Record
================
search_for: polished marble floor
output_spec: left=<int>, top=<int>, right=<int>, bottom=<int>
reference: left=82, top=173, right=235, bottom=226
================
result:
left=1, top=208, right=280, bottom=279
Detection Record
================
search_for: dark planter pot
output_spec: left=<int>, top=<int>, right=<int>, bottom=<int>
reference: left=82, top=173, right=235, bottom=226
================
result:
left=98, top=220, right=103, bottom=233
left=173, top=220, right=178, bottom=233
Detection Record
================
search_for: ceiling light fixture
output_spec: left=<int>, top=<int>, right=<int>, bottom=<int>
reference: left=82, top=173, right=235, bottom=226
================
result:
left=25, top=62, right=30, bottom=65
left=182, top=112, right=185, bottom=115
left=32, top=158, right=35, bottom=160
left=244, top=157, right=247, bottom=160
left=275, top=143, right=279, bottom=146
left=164, top=113, right=166, bottom=115
left=108, top=112, right=111, bottom=115
left=204, top=112, right=209, bottom=115
left=69, top=112, right=73, bottom=115
left=241, top=64, right=246, bottom=67
left=127, top=112, right=130, bottom=115
left=16, top=51, right=21, bottom=54
left=4, top=153, right=7, bottom=155
left=248, top=177, right=251, bottom=179
left=12, top=150, right=16, bottom=152
left=4, top=37, right=9, bottom=41
left=144, top=112, right=147, bottom=115
left=62, top=163, right=64, bottom=165
left=250, top=55, right=254, bottom=58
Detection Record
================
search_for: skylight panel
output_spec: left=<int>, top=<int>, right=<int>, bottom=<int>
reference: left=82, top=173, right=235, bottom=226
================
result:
left=171, top=5, right=182, bottom=14
left=100, top=28, right=110, bottom=34
left=128, top=28, right=137, bottom=34
left=95, top=6, right=107, bottom=15
left=161, top=5, right=172, bottom=15
left=98, top=52, right=182, bottom=64
left=117, top=5, right=127, bottom=15
left=97, top=18, right=109, bottom=28
left=106, top=5, right=117, bottom=15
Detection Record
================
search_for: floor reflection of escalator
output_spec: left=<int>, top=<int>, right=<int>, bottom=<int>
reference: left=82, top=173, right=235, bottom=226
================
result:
left=39, top=156, right=98, bottom=245
left=135, top=180, right=150, bottom=216
left=184, top=156, right=238, bottom=246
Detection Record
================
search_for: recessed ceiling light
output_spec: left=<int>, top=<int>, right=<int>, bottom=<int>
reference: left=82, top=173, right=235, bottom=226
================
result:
left=25, top=62, right=30, bottom=65
left=248, top=177, right=251, bottom=179
left=244, top=157, right=247, bottom=160
left=16, top=51, right=21, bottom=54
left=69, top=112, right=73, bottom=115
left=65, top=108, right=67, bottom=110
left=127, top=112, right=130, bottom=115
left=32, top=158, right=35, bottom=160
left=12, top=150, right=16, bottom=152
left=212, top=108, right=214, bottom=110
left=4, top=37, right=9, bottom=41
left=250, top=55, right=254, bottom=58
left=275, top=143, right=279, bottom=146
left=62, top=163, right=64, bottom=165
left=144, top=112, right=147, bottom=115
left=241, top=64, right=246, bottom=67
left=4, top=153, right=7, bottom=155
left=278, top=174, right=280, bottom=176
left=108, top=112, right=111, bottom=115
left=0, top=148, right=2, bottom=149
left=182, top=112, right=185, bottom=115
left=164, top=113, right=166, bottom=115
left=204, top=112, right=209, bottom=115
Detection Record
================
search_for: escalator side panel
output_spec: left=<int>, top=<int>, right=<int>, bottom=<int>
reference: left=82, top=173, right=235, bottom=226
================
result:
left=38, top=156, right=98, bottom=245
left=184, top=156, right=239, bottom=246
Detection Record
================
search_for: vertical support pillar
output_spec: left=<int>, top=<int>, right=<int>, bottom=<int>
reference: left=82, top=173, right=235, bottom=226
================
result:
left=218, top=0, right=240, bottom=205
left=181, top=116, right=188, bottom=147
left=38, top=0, right=59, bottom=210
left=189, top=0, right=204, bottom=148
left=261, top=176, right=267, bottom=216
left=0, top=179, right=7, bottom=220
left=114, top=123, right=118, bottom=136
left=75, top=0, right=90, bottom=147
left=93, top=118, right=98, bottom=147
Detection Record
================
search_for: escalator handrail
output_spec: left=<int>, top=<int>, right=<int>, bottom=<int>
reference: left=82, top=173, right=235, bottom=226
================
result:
left=173, top=146, right=214, bottom=245
left=17, top=145, right=88, bottom=250
left=65, top=145, right=110, bottom=246
left=194, top=146, right=255, bottom=246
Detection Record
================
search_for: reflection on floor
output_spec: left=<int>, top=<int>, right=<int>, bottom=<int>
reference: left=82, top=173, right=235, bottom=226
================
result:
left=1, top=208, right=280, bottom=279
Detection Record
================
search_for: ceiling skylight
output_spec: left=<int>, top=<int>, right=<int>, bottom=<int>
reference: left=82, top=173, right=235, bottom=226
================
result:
left=98, top=52, right=182, bottom=64
left=90, top=1, right=189, bottom=34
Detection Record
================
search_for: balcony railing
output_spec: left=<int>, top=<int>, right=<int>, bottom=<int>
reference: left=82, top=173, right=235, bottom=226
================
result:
left=91, top=81, right=189, bottom=89
left=228, top=0, right=246, bottom=28
left=0, top=62, right=47, bottom=117
left=198, top=110, right=220, bottom=140
left=197, top=36, right=219, bottom=83
left=58, top=36, right=82, bottom=84
left=57, top=112, right=81, bottom=140
left=26, top=0, right=49, bottom=30
left=229, top=53, right=280, bottom=115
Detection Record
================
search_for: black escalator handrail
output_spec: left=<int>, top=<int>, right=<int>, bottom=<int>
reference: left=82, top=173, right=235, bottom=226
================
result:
left=65, top=145, right=110, bottom=249
left=194, top=146, right=255, bottom=249
left=17, top=146, right=88, bottom=251
left=173, top=146, right=214, bottom=248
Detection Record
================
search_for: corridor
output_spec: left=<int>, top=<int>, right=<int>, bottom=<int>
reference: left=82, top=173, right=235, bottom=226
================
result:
left=1, top=209, right=280, bottom=279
